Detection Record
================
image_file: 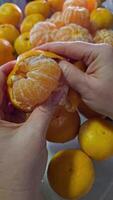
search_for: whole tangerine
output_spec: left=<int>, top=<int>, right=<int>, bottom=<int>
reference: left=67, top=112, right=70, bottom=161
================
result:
left=0, top=3, right=22, bottom=26
left=46, top=106, right=80, bottom=143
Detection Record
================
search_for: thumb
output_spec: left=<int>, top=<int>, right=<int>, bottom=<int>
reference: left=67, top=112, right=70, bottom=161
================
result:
left=59, top=60, right=89, bottom=96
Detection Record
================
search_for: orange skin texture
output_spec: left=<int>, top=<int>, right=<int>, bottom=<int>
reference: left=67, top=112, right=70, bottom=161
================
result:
left=48, top=0, right=64, bottom=12
left=0, top=3, right=22, bottom=26
left=24, top=1, right=51, bottom=18
left=7, top=50, right=63, bottom=112
left=30, top=21, right=57, bottom=47
left=62, top=6, right=90, bottom=29
left=46, top=106, right=80, bottom=143
left=0, top=39, right=15, bottom=66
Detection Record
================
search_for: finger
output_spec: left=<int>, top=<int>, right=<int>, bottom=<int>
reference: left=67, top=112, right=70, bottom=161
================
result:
left=59, top=60, right=90, bottom=96
left=0, top=60, right=16, bottom=76
left=39, top=41, right=98, bottom=62
left=15, top=86, right=66, bottom=150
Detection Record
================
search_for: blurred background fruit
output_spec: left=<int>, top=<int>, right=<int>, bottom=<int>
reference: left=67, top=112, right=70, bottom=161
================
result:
left=30, top=21, right=57, bottom=47
left=48, top=0, right=64, bottom=12
left=46, top=106, right=80, bottom=143
left=0, top=3, right=22, bottom=25
left=20, top=13, right=45, bottom=33
left=47, top=149, right=95, bottom=199
left=14, top=32, right=31, bottom=55
left=90, top=7, right=113, bottom=31
left=94, top=29, right=113, bottom=46
left=24, top=1, right=51, bottom=18
left=79, top=118, right=113, bottom=160
left=0, top=39, right=15, bottom=65
left=0, top=24, right=19, bottom=44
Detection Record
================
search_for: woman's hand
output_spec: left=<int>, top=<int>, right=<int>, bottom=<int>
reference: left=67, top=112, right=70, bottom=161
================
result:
left=0, top=61, right=64, bottom=200
left=40, top=42, right=113, bottom=119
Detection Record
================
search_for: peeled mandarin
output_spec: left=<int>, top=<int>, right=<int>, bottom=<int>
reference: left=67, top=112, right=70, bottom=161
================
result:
left=0, top=39, right=15, bottom=65
left=0, top=24, right=19, bottom=44
left=24, top=1, right=50, bottom=18
left=20, top=13, right=45, bottom=33
left=79, top=118, right=113, bottom=160
left=90, top=8, right=113, bottom=31
left=62, top=6, right=90, bottom=28
left=53, top=23, right=92, bottom=42
left=47, top=149, right=95, bottom=199
left=94, top=29, right=113, bottom=46
left=7, top=50, right=62, bottom=112
left=14, top=32, right=32, bottom=55
left=47, top=12, right=65, bottom=28
left=30, top=21, right=57, bottom=47
left=46, top=106, right=80, bottom=143
left=0, top=3, right=22, bottom=26
left=63, top=0, right=87, bottom=10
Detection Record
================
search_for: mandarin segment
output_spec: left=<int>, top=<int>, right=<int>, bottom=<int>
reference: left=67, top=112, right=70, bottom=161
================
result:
left=53, top=23, right=92, bottom=42
left=94, top=29, right=113, bottom=46
left=47, top=12, right=65, bottom=28
left=30, top=21, right=57, bottom=47
left=62, top=6, right=90, bottom=28
left=7, top=50, right=62, bottom=112
left=63, top=0, right=87, bottom=10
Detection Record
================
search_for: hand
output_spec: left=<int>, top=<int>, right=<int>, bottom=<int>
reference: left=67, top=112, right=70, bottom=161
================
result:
left=0, top=61, right=64, bottom=200
left=40, top=42, right=113, bottom=119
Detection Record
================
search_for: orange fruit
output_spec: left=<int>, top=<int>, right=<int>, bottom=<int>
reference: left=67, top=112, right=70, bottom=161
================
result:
left=20, top=13, right=45, bottom=33
left=79, top=118, right=113, bottom=160
left=94, top=29, right=113, bottom=46
left=53, top=23, right=92, bottom=42
left=0, top=3, right=22, bottom=26
left=7, top=50, right=62, bottom=112
left=47, top=106, right=80, bottom=143
left=25, top=1, right=50, bottom=18
left=63, top=0, right=87, bottom=10
left=30, top=21, right=57, bottom=47
left=0, top=24, right=19, bottom=44
left=47, top=12, right=65, bottom=28
left=86, top=0, right=98, bottom=12
left=0, top=39, right=14, bottom=66
left=47, top=149, right=95, bottom=199
left=90, top=8, right=113, bottom=31
left=48, top=0, right=64, bottom=12
left=14, top=32, right=32, bottom=55
left=78, top=100, right=102, bottom=119
left=62, top=6, right=90, bottom=28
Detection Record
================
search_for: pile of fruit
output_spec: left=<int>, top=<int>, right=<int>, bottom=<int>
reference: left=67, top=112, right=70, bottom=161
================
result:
left=0, top=0, right=113, bottom=199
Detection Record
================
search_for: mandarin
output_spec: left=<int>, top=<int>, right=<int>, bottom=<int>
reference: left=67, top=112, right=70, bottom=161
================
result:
left=46, top=106, right=80, bottom=143
left=47, top=149, right=95, bottom=199
left=63, top=0, right=87, bottom=10
left=20, top=13, right=45, bottom=33
left=48, top=0, right=64, bottom=12
left=30, top=21, right=57, bottom=47
left=0, top=39, right=14, bottom=65
left=79, top=118, right=113, bottom=160
left=62, top=6, right=90, bottom=28
left=94, top=29, right=113, bottom=46
left=25, top=1, right=50, bottom=18
left=47, top=12, right=65, bottom=28
left=90, top=8, right=113, bottom=31
left=0, top=24, right=19, bottom=44
left=0, top=3, right=22, bottom=26
left=14, top=32, right=32, bottom=55
left=53, top=23, right=92, bottom=42
left=7, top=50, right=62, bottom=112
